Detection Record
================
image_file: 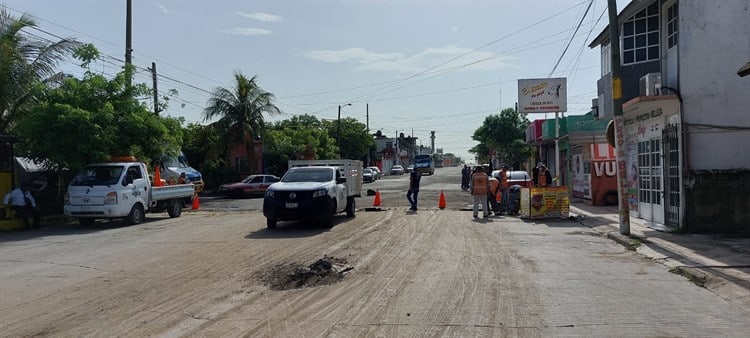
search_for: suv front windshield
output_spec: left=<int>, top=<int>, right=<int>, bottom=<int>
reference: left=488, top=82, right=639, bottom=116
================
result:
left=71, top=166, right=124, bottom=186
left=282, top=169, right=333, bottom=183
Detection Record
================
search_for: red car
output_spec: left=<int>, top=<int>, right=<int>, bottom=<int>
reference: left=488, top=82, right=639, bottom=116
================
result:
left=219, top=174, right=280, bottom=198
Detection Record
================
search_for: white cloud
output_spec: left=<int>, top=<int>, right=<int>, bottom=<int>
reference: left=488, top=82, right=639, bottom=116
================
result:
left=238, top=12, right=283, bottom=22
left=155, top=3, right=168, bottom=14
left=220, top=28, right=272, bottom=36
left=305, top=46, right=513, bottom=73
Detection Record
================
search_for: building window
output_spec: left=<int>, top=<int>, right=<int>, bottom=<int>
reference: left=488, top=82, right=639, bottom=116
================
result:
left=666, top=2, right=678, bottom=48
left=601, top=43, right=611, bottom=76
left=622, top=2, right=660, bottom=65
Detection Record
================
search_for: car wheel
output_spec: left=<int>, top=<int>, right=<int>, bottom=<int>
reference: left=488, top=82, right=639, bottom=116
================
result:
left=346, top=197, right=356, bottom=218
left=324, top=200, right=336, bottom=227
left=266, top=218, right=277, bottom=229
left=127, top=203, right=145, bottom=225
left=167, top=199, right=183, bottom=218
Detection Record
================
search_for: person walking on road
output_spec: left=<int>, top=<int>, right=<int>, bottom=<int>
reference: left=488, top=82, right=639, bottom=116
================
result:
left=461, top=165, right=470, bottom=190
left=470, top=166, right=490, bottom=219
left=3, top=183, right=41, bottom=230
left=406, top=168, right=421, bottom=211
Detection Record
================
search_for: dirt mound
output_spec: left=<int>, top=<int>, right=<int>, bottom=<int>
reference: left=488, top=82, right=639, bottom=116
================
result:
left=261, top=256, right=353, bottom=290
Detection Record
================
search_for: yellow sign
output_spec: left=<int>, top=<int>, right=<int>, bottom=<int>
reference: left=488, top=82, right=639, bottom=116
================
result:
left=521, top=187, right=569, bottom=219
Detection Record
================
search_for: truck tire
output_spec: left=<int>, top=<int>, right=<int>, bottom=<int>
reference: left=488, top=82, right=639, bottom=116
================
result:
left=345, top=196, right=356, bottom=217
left=127, top=203, right=145, bottom=225
left=78, top=218, right=95, bottom=226
left=167, top=199, right=183, bottom=218
left=266, top=218, right=277, bottom=229
left=324, top=200, right=336, bottom=228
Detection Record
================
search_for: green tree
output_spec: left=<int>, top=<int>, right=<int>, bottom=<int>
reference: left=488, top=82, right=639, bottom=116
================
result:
left=471, top=108, right=533, bottom=168
left=0, top=7, right=80, bottom=133
left=14, top=69, right=183, bottom=173
left=203, top=72, right=280, bottom=174
left=321, top=117, right=373, bottom=161
left=263, top=114, right=337, bottom=176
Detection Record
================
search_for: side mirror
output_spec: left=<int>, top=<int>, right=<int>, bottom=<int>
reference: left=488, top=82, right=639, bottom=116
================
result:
left=336, top=177, right=346, bottom=184
left=123, top=175, right=134, bottom=186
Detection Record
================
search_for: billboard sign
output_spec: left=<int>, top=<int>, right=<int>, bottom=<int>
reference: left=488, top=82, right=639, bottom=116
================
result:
left=518, top=78, right=567, bottom=113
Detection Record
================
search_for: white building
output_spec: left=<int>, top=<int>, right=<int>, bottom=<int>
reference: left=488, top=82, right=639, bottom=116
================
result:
left=589, top=0, right=750, bottom=232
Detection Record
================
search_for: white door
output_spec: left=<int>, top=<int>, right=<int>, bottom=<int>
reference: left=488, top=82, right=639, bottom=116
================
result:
left=638, top=138, right=664, bottom=224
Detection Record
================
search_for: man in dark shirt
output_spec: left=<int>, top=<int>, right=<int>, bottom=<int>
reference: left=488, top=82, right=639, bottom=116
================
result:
left=407, top=169, right=421, bottom=211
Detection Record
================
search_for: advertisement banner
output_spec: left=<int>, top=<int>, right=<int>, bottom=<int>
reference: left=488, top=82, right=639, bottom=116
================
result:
left=518, top=78, right=567, bottom=113
left=520, top=187, right=569, bottom=219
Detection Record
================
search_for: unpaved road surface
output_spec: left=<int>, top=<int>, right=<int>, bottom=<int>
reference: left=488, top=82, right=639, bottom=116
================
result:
left=2, top=168, right=748, bottom=337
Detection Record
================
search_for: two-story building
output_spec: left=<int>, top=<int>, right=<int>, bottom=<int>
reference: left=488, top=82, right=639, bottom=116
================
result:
left=590, top=0, right=750, bottom=232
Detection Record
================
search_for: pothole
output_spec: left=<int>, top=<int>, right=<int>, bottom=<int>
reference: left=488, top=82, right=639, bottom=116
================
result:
left=261, top=256, right=353, bottom=290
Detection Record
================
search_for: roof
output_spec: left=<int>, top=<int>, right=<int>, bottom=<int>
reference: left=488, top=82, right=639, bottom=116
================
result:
left=589, top=0, right=655, bottom=48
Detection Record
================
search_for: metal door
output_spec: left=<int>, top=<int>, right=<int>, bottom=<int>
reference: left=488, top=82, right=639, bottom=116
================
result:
left=638, top=138, right=664, bottom=224
left=663, top=125, right=680, bottom=227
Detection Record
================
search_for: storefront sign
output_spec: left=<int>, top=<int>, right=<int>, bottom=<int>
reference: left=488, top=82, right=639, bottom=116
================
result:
left=520, top=187, right=569, bottom=219
left=517, top=78, right=567, bottom=113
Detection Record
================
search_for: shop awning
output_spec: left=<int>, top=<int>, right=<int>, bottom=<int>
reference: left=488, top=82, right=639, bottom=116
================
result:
left=623, top=94, right=680, bottom=115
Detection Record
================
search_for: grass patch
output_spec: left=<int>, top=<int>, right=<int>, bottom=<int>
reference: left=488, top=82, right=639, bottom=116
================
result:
left=626, top=238, right=642, bottom=251
left=669, top=266, right=707, bottom=288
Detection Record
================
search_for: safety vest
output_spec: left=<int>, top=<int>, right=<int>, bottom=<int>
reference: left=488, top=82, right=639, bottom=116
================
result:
left=539, top=169, right=549, bottom=187
left=471, top=173, right=489, bottom=195
left=488, top=177, right=499, bottom=195
left=500, top=170, right=509, bottom=188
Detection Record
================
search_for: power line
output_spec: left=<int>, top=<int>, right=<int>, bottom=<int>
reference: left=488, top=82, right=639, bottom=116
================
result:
left=549, top=0, right=594, bottom=77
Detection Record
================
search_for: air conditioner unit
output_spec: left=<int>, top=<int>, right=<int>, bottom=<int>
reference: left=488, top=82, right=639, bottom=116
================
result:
left=640, top=73, right=662, bottom=96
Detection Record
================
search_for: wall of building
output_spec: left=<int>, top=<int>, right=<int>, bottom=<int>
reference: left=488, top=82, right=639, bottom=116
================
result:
left=680, top=0, right=750, bottom=170
left=684, top=170, right=750, bottom=233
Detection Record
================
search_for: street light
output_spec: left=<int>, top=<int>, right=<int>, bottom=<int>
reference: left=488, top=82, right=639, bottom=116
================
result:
left=337, top=103, right=352, bottom=158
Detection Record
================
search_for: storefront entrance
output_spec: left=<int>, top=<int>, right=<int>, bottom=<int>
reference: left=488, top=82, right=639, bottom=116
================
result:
left=638, top=138, right=664, bottom=224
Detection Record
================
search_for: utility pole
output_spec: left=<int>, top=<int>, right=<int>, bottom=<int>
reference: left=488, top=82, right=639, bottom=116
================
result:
left=366, top=103, right=370, bottom=166
left=337, top=103, right=351, bottom=158
left=125, top=0, right=133, bottom=85
left=150, top=62, right=159, bottom=114
left=607, top=0, right=630, bottom=235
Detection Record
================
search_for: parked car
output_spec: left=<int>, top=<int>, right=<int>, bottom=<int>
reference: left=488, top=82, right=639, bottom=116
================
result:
left=507, top=171, right=532, bottom=188
left=391, top=165, right=405, bottom=175
left=218, top=174, right=280, bottom=198
left=406, top=164, right=415, bottom=173
left=362, top=168, right=375, bottom=183
left=366, top=166, right=381, bottom=180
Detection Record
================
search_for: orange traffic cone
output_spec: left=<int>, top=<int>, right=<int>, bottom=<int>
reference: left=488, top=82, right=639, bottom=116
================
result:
left=438, top=190, right=447, bottom=209
left=192, top=193, right=200, bottom=210
left=154, top=165, right=162, bottom=187
left=373, top=190, right=382, bottom=207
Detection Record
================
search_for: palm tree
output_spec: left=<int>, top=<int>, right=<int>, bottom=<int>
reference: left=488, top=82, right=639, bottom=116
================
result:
left=0, top=7, right=80, bottom=133
left=204, top=71, right=281, bottom=174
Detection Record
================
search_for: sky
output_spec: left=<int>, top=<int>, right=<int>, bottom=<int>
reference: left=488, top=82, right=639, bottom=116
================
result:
left=3, top=0, right=630, bottom=161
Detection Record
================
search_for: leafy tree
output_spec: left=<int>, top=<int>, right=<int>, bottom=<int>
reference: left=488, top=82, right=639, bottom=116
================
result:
left=0, top=7, right=81, bottom=133
left=263, top=114, right=337, bottom=176
left=321, top=117, right=373, bottom=161
left=471, top=108, right=533, bottom=168
left=203, top=72, right=280, bottom=174
left=14, top=68, right=183, bottom=174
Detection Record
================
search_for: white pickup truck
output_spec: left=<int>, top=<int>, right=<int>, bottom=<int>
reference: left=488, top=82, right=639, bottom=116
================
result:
left=263, top=160, right=363, bottom=229
left=64, top=161, right=196, bottom=225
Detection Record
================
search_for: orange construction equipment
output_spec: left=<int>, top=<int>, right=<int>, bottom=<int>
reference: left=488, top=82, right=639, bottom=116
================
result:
left=438, top=190, right=447, bottom=209
left=192, top=193, right=200, bottom=210
left=373, top=190, right=382, bottom=207
left=154, top=165, right=162, bottom=187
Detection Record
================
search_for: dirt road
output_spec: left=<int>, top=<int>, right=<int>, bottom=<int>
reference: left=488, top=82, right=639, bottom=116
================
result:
left=2, top=168, right=747, bottom=336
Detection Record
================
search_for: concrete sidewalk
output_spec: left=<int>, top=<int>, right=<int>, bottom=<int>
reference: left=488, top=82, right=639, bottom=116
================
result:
left=569, top=202, right=750, bottom=317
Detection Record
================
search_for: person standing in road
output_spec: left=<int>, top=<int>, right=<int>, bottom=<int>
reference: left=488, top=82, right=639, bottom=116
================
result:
left=499, top=165, right=510, bottom=214
left=538, top=164, right=552, bottom=187
left=470, top=166, right=490, bottom=219
left=3, top=183, right=41, bottom=230
left=461, top=165, right=470, bottom=190
left=487, top=172, right=500, bottom=216
left=407, top=168, right=421, bottom=211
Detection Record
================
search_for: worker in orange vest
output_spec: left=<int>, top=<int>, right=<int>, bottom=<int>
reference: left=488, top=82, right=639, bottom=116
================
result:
left=538, top=164, right=552, bottom=187
left=470, top=166, right=490, bottom=219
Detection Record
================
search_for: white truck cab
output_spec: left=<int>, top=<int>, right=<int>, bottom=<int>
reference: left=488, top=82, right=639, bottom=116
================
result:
left=64, top=161, right=195, bottom=225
